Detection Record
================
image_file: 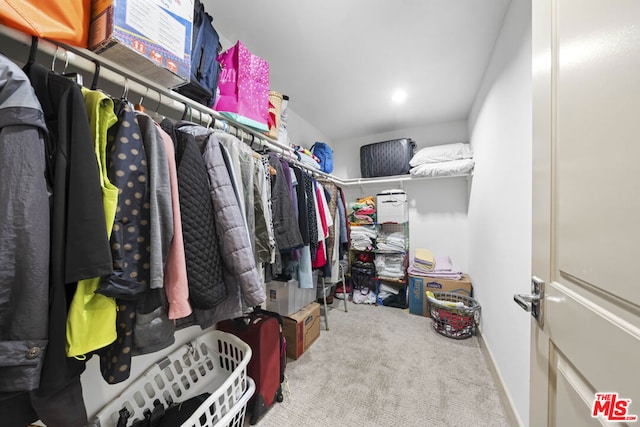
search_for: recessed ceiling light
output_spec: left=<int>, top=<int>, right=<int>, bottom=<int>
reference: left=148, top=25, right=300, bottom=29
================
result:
left=391, top=89, right=407, bottom=104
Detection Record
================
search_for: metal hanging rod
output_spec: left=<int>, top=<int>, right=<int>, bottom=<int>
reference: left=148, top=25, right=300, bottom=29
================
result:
left=0, top=24, right=300, bottom=158
left=1, top=24, right=470, bottom=188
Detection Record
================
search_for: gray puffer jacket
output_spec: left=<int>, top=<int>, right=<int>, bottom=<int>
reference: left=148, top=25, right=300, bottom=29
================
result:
left=177, top=123, right=265, bottom=322
left=0, top=54, right=50, bottom=391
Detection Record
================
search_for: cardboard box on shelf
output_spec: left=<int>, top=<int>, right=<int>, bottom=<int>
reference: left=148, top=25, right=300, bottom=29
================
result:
left=408, top=274, right=473, bottom=317
left=89, top=0, right=193, bottom=88
left=283, top=302, right=320, bottom=360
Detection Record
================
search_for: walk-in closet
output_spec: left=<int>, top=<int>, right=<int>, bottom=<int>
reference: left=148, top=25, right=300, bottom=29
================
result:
left=1, top=1, right=639, bottom=426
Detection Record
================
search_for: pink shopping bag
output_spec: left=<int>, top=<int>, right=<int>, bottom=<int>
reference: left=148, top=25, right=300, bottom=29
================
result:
left=214, top=40, right=270, bottom=132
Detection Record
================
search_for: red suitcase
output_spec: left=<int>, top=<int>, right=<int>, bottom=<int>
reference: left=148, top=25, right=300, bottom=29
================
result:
left=217, top=307, right=285, bottom=425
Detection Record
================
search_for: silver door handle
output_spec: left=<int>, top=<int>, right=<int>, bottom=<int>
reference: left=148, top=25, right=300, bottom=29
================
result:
left=513, top=277, right=545, bottom=326
left=513, top=293, right=540, bottom=312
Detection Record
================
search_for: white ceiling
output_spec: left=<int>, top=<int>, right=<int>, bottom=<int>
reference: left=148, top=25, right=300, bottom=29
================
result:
left=205, top=0, right=511, bottom=142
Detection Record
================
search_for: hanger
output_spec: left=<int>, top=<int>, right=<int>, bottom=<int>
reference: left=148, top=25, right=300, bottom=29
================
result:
left=148, top=91, right=165, bottom=123
left=90, top=60, right=101, bottom=90
left=121, top=77, right=130, bottom=101
left=181, top=102, right=192, bottom=121
left=51, top=47, right=60, bottom=71
left=61, top=51, right=83, bottom=86
left=26, top=36, right=38, bottom=67
left=134, top=87, right=148, bottom=112
left=49, top=47, right=82, bottom=84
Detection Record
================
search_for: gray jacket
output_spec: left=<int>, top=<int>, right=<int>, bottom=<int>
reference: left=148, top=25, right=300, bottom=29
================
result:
left=177, top=124, right=265, bottom=323
left=136, top=112, right=174, bottom=289
left=0, top=54, right=50, bottom=391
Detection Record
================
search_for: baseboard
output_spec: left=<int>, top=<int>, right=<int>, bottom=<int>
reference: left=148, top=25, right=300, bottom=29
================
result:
left=477, top=330, right=525, bottom=427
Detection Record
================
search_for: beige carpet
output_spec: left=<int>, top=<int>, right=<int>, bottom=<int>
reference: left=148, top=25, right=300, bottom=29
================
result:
left=250, top=301, right=512, bottom=427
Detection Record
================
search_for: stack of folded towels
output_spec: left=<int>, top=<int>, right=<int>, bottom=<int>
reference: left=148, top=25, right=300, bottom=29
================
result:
left=349, top=196, right=376, bottom=225
left=408, top=249, right=463, bottom=280
left=374, top=254, right=406, bottom=280
left=376, top=230, right=406, bottom=253
left=349, top=225, right=376, bottom=251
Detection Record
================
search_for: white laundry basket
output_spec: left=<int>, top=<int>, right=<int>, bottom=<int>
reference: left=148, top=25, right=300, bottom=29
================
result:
left=89, top=330, right=252, bottom=427
left=184, top=377, right=255, bottom=427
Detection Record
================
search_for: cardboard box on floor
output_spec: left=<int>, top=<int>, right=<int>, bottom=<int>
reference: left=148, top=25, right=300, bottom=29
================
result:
left=283, top=302, right=320, bottom=360
left=408, top=274, right=473, bottom=317
left=89, top=0, right=193, bottom=88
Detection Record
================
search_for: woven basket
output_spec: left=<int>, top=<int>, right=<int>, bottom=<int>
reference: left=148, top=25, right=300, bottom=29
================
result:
left=265, top=90, right=283, bottom=139
left=426, top=292, right=481, bottom=339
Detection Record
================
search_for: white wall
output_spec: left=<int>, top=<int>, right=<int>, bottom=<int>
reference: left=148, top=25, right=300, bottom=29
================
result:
left=466, top=0, right=531, bottom=425
left=332, top=120, right=468, bottom=180
left=335, top=121, right=470, bottom=271
left=79, top=11, right=534, bottom=420
left=286, top=108, right=333, bottom=148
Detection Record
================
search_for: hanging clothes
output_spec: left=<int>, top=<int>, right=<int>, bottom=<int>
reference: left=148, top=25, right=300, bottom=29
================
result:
left=292, top=167, right=310, bottom=244
left=292, top=166, right=313, bottom=288
left=329, top=195, right=343, bottom=283
left=0, top=54, right=50, bottom=393
left=97, top=101, right=150, bottom=384
left=337, top=188, right=349, bottom=260
left=214, top=131, right=249, bottom=228
left=154, top=123, right=191, bottom=320
left=268, top=154, right=304, bottom=252
left=278, top=161, right=301, bottom=279
left=65, top=87, right=118, bottom=359
left=132, top=113, right=175, bottom=356
left=267, top=154, right=304, bottom=280
left=20, top=59, right=114, bottom=427
left=317, top=178, right=339, bottom=280
left=176, top=123, right=265, bottom=322
left=253, top=154, right=273, bottom=263
left=259, top=155, right=277, bottom=263
left=214, top=131, right=259, bottom=257
left=99, top=101, right=151, bottom=299
left=161, top=119, right=227, bottom=310
left=302, top=170, right=319, bottom=261
left=218, top=140, right=246, bottom=224
left=312, top=179, right=333, bottom=269
left=135, top=112, right=173, bottom=290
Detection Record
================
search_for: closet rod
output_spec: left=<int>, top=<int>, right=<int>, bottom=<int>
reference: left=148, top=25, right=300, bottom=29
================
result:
left=2, top=25, right=457, bottom=188
left=0, top=24, right=301, bottom=160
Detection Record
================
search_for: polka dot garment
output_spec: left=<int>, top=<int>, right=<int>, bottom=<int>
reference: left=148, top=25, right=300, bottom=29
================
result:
left=98, top=101, right=151, bottom=384
left=101, top=101, right=152, bottom=298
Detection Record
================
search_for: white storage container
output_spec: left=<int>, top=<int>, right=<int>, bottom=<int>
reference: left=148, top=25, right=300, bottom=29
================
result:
left=266, top=279, right=298, bottom=316
left=376, top=190, right=408, bottom=223
left=294, top=285, right=317, bottom=311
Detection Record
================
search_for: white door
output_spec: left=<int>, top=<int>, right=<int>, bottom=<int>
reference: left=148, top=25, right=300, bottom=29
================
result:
left=527, top=1, right=640, bottom=426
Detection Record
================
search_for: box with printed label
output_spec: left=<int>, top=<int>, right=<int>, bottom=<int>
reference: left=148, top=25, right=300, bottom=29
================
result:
left=89, top=0, right=193, bottom=88
left=408, top=274, right=472, bottom=317
left=283, top=302, right=321, bottom=360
